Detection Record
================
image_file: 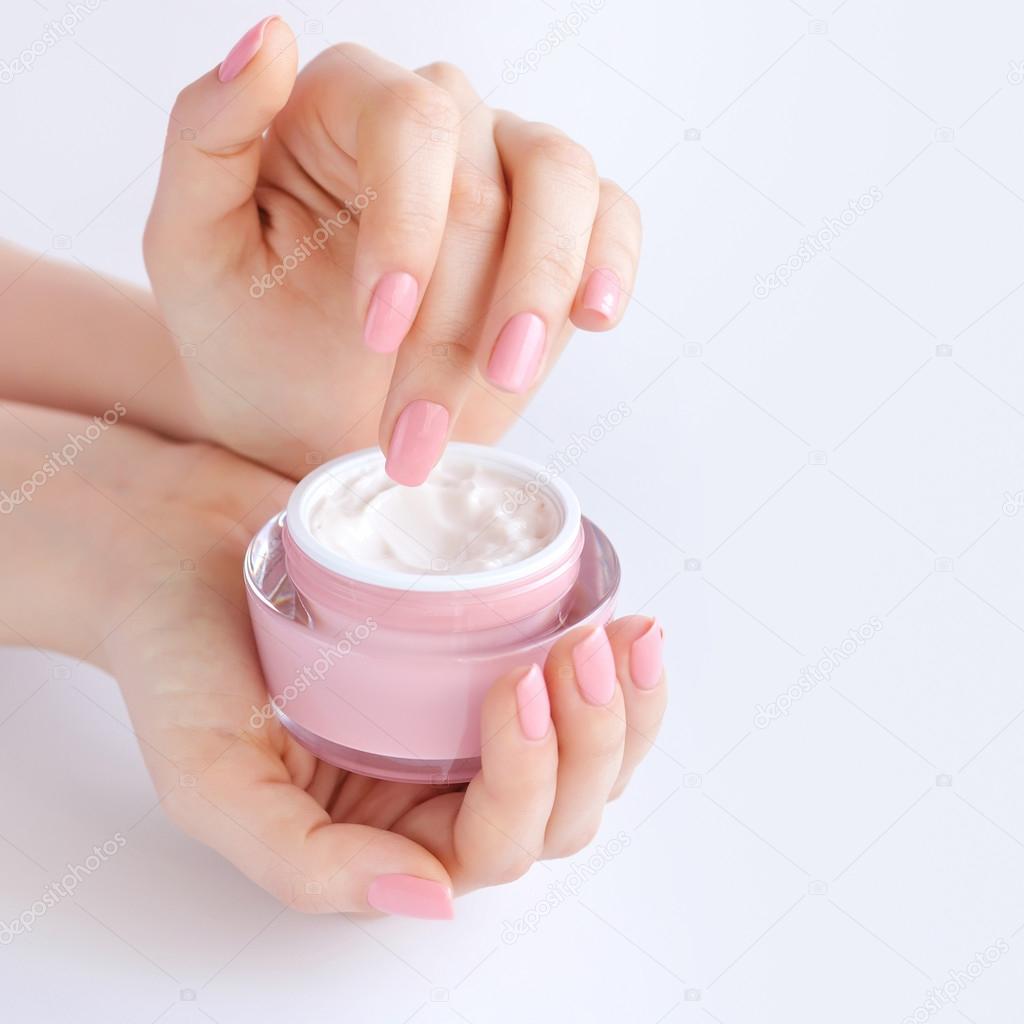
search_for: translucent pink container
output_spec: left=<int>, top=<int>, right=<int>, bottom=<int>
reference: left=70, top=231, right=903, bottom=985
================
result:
left=244, top=444, right=620, bottom=784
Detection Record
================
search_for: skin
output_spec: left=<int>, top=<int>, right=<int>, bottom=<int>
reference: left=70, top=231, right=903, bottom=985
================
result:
left=0, top=403, right=667, bottom=912
left=143, top=23, right=643, bottom=479
left=0, top=31, right=659, bottom=913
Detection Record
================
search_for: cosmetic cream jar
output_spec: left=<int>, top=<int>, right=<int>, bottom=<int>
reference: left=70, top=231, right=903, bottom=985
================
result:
left=244, top=443, right=620, bottom=783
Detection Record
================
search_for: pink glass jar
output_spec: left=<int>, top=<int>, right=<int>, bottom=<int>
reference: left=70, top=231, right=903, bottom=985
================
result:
left=244, top=444, right=620, bottom=784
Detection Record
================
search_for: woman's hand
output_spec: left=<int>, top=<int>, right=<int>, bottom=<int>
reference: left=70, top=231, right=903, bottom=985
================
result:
left=144, top=19, right=642, bottom=481
left=0, top=402, right=664, bottom=917
left=78, top=433, right=665, bottom=918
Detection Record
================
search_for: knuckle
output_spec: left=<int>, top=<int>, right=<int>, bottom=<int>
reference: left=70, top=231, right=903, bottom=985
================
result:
left=492, top=853, right=537, bottom=885
left=423, top=337, right=475, bottom=371
left=534, top=245, right=584, bottom=294
left=318, top=42, right=371, bottom=73
left=170, top=81, right=201, bottom=122
left=545, top=822, right=600, bottom=859
left=605, top=183, right=641, bottom=221
left=447, top=171, right=508, bottom=230
left=526, top=130, right=598, bottom=183
left=377, top=196, right=448, bottom=247
left=388, top=78, right=460, bottom=133
left=418, top=60, right=470, bottom=96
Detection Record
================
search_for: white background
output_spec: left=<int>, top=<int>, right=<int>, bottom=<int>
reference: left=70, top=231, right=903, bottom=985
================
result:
left=2, top=1, right=1024, bottom=1021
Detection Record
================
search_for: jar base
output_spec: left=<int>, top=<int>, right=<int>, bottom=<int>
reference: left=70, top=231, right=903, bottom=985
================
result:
left=274, top=706, right=480, bottom=784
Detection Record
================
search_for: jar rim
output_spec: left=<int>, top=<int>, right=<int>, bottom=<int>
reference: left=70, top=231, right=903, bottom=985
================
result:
left=285, top=443, right=583, bottom=593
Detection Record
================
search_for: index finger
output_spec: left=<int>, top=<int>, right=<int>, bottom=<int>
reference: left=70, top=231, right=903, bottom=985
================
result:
left=287, top=44, right=461, bottom=354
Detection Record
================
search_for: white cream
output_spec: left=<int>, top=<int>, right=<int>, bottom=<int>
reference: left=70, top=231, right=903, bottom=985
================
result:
left=306, top=453, right=560, bottom=575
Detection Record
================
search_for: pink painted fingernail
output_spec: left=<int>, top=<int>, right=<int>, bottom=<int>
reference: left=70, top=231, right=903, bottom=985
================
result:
left=385, top=400, right=449, bottom=486
left=515, top=664, right=550, bottom=741
left=572, top=627, right=616, bottom=706
left=364, top=272, right=419, bottom=353
left=630, top=618, right=663, bottom=690
left=486, top=312, right=546, bottom=393
left=367, top=875, right=454, bottom=920
left=218, top=16, right=279, bottom=83
left=582, top=268, right=621, bottom=320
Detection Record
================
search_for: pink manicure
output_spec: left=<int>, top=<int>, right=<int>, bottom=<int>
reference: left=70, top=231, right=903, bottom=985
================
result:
left=364, top=272, right=419, bottom=353
left=515, top=664, right=550, bottom=741
left=582, top=268, right=621, bottom=320
left=630, top=619, right=663, bottom=690
left=218, top=16, right=279, bottom=84
left=385, top=400, right=449, bottom=486
left=572, top=627, right=616, bottom=706
left=367, top=875, right=454, bottom=920
left=486, top=312, right=546, bottom=393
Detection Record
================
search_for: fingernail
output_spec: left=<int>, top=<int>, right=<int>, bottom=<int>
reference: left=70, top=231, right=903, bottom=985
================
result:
left=367, top=875, right=454, bottom=920
left=582, top=268, right=621, bottom=320
left=515, top=664, right=550, bottom=741
left=486, top=312, right=546, bottom=393
left=385, top=400, right=449, bottom=486
left=630, top=618, right=663, bottom=690
left=218, top=16, right=279, bottom=83
left=364, top=272, right=419, bottom=353
left=572, top=627, right=616, bottom=706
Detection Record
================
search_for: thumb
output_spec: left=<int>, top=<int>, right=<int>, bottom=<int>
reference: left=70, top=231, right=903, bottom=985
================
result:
left=144, top=16, right=297, bottom=286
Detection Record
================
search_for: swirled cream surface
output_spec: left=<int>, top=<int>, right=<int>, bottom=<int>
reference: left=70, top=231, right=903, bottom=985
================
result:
left=306, top=454, right=560, bottom=575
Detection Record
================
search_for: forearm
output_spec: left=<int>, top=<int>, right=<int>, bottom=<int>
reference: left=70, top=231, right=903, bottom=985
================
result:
left=0, top=402, right=274, bottom=671
left=0, top=243, right=203, bottom=443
